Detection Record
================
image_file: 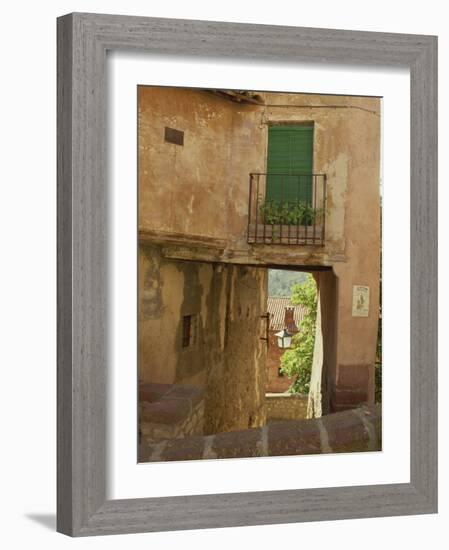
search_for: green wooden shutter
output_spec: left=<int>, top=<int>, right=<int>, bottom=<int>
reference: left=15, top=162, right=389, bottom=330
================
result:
left=266, top=125, right=313, bottom=204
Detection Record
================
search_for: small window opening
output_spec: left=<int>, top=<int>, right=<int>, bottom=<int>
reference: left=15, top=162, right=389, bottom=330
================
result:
left=182, top=314, right=198, bottom=348
left=165, top=127, right=184, bottom=146
left=182, top=315, right=192, bottom=347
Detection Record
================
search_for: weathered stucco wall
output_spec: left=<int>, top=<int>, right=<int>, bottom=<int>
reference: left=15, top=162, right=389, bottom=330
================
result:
left=139, top=243, right=219, bottom=387
left=139, top=243, right=267, bottom=434
left=307, top=270, right=338, bottom=417
left=138, top=87, right=381, bottom=414
left=138, top=87, right=265, bottom=247
left=139, top=87, right=380, bottom=266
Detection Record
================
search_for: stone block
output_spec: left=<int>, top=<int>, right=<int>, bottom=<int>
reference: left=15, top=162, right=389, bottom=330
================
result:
left=139, top=383, right=174, bottom=403
left=211, top=427, right=263, bottom=459
left=268, top=419, right=322, bottom=456
left=321, top=408, right=372, bottom=453
left=140, top=398, right=191, bottom=424
left=161, top=435, right=206, bottom=462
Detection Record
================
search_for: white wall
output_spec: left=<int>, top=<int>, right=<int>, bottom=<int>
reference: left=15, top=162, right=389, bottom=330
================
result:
left=0, top=1, right=446, bottom=548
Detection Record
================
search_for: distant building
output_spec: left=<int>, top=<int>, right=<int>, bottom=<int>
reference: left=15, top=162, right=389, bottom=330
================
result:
left=266, top=297, right=307, bottom=393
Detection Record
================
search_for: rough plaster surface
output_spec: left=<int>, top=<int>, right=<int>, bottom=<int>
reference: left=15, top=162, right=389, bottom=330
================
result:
left=139, top=244, right=268, bottom=435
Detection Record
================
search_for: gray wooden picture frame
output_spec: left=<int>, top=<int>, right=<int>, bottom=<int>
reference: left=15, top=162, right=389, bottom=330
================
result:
left=57, top=12, right=438, bottom=537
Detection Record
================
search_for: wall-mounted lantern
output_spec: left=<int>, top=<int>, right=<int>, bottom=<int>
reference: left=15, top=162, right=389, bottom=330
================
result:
left=275, top=328, right=293, bottom=349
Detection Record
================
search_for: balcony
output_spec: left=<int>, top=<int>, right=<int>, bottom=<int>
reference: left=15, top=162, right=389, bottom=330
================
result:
left=247, top=173, right=326, bottom=246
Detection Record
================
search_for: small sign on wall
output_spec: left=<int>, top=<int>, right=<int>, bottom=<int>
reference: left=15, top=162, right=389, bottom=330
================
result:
left=352, top=285, right=370, bottom=317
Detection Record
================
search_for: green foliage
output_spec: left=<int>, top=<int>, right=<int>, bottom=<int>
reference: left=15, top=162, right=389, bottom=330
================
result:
left=259, top=200, right=322, bottom=226
left=268, top=269, right=308, bottom=297
left=279, top=274, right=317, bottom=394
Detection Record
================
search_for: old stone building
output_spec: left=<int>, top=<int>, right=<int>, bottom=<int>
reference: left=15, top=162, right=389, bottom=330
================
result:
left=138, top=86, right=381, bottom=450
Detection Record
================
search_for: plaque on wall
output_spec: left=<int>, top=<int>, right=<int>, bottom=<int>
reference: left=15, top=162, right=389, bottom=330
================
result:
left=352, top=285, right=370, bottom=317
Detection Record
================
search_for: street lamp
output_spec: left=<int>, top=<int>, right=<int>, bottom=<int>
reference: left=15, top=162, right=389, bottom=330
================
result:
left=275, top=328, right=293, bottom=349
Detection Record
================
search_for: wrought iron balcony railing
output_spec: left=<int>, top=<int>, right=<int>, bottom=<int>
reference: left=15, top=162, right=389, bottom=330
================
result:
left=247, top=173, right=326, bottom=246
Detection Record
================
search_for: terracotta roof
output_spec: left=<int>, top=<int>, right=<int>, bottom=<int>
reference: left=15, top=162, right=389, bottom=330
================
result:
left=267, top=297, right=308, bottom=331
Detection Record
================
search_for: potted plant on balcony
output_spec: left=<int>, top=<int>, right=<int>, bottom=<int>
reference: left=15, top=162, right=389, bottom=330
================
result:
left=259, top=199, right=321, bottom=242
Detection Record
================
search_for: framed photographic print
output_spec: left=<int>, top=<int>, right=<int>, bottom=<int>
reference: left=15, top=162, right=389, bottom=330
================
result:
left=57, top=12, right=437, bottom=536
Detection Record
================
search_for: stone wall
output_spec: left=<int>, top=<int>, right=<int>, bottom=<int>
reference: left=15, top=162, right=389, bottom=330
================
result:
left=139, top=243, right=268, bottom=436
left=203, top=264, right=268, bottom=434
left=139, top=405, right=381, bottom=462
left=266, top=393, right=308, bottom=421
left=139, top=243, right=221, bottom=387
left=139, top=383, right=205, bottom=440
